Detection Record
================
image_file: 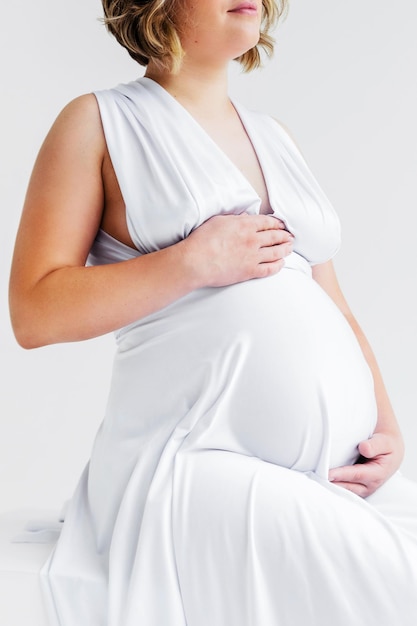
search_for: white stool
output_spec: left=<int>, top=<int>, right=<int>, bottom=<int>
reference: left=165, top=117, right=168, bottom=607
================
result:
left=0, top=510, right=61, bottom=626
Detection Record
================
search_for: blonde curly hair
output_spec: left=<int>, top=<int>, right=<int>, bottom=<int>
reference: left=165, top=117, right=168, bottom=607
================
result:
left=102, top=0, right=289, bottom=73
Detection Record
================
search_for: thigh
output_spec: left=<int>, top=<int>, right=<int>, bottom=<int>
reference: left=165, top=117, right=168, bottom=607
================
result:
left=172, top=450, right=417, bottom=626
left=366, top=471, right=417, bottom=535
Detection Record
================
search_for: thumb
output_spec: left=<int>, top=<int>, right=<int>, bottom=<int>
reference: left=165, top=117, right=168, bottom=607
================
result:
left=358, top=433, right=389, bottom=459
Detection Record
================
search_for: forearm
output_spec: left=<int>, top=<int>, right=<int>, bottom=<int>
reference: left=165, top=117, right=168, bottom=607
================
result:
left=11, top=214, right=290, bottom=348
left=10, top=240, right=196, bottom=348
left=312, top=260, right=403, bottom=441
left=10, top=96, right=292, bottom=349
left=314, top=261, right=404, bottom=491
left=329, top=313, right=405, bottom=493
left=346, top=314, right=403, bottom=440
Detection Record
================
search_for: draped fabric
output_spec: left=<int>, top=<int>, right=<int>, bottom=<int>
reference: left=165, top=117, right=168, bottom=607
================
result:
left=41, top=77, right=417, bottom=626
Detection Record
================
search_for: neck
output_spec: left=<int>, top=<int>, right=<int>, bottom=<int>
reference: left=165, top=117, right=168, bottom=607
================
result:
left=145, top=61, right=231, bottom=119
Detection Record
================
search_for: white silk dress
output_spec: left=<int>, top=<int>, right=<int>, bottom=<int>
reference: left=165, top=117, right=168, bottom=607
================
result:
left=41, top=77, right=417, bottom=625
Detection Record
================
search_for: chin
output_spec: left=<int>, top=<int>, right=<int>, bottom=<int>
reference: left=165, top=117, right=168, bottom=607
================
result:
left=231, top=34, right=261, bottom=59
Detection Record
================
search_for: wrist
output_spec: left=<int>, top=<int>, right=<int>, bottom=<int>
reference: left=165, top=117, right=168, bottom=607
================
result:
left=175, top=237, right=206, bottom=292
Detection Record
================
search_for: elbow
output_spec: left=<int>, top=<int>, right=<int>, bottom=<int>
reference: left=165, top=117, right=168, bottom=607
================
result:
left=9, top=304, right=51, bottom=350
left=9, top=282, right=55, bottom=348
left=17, top=336, right=46, bottom=351
left=9, top=279, right=58, bottom=348
left=11, top=320, right=48, bottom=350
left=10, top=304, right=71, bottom=349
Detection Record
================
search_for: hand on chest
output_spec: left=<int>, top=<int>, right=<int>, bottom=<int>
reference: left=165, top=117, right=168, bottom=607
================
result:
left=96, top=78, right=341, bottom=264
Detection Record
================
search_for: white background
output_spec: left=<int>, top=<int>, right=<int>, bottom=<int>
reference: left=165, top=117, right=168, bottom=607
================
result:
left=1, top=0, right=416, bottom=516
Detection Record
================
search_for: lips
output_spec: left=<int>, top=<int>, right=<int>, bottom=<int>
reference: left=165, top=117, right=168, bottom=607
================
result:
left=228, top=2, right=258, bottom=14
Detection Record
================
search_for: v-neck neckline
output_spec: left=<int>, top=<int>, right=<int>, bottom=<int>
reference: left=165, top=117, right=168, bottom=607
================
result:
left=140, top=76, right=273, bottom=214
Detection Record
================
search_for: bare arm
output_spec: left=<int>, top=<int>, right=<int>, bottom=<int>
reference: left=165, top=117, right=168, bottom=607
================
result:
left=9, top=95, right=293, bottom=348
left=313, top=260, right=404, bottom=496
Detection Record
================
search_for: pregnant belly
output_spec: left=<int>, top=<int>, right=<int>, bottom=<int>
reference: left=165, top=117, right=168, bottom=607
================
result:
left=113, top=255, right=377, bottom=475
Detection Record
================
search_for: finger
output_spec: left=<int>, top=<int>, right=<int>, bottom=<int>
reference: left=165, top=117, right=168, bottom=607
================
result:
left=358, top=433, right=390, bottom=459
left=251, top=214, right=287, bottom=232
left=254, top=258, right=286, bottom=279
left=330, top=481, right=370, bottom=498
left=257, top=230, right=293, bottom=258
left=275, top=218, right=287, bottom=229
left=328, top=462, right=382, bottom=486
left=259, top=243, right=293, bottom=264
left=258, top=228, right=293, bottom=248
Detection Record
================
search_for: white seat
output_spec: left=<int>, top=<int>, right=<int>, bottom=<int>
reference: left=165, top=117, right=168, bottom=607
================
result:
left=0, top=510, right=61, bottom=626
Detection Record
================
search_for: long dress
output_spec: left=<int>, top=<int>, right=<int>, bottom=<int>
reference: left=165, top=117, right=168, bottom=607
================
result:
left=41, top=76, right=417, bottom=625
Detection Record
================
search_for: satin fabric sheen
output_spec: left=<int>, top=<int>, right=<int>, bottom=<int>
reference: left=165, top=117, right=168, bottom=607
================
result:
left=41, top=77, right=417, bottom=625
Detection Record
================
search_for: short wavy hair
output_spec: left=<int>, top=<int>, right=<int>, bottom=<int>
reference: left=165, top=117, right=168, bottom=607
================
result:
left=101, top=0, right=289, bottom=73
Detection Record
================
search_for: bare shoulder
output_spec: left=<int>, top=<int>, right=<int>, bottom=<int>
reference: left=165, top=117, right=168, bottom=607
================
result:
left=28, top=93, right=107, bottom=202
left=43, top=93, right=105, bottom=158
left=15, top=93, right=108, bottom=273
left=54, top=93, right=102, bottom=129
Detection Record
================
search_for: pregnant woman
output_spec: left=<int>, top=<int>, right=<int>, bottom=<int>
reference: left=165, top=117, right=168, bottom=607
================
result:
left=9, top=1, right=417, bottom=624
